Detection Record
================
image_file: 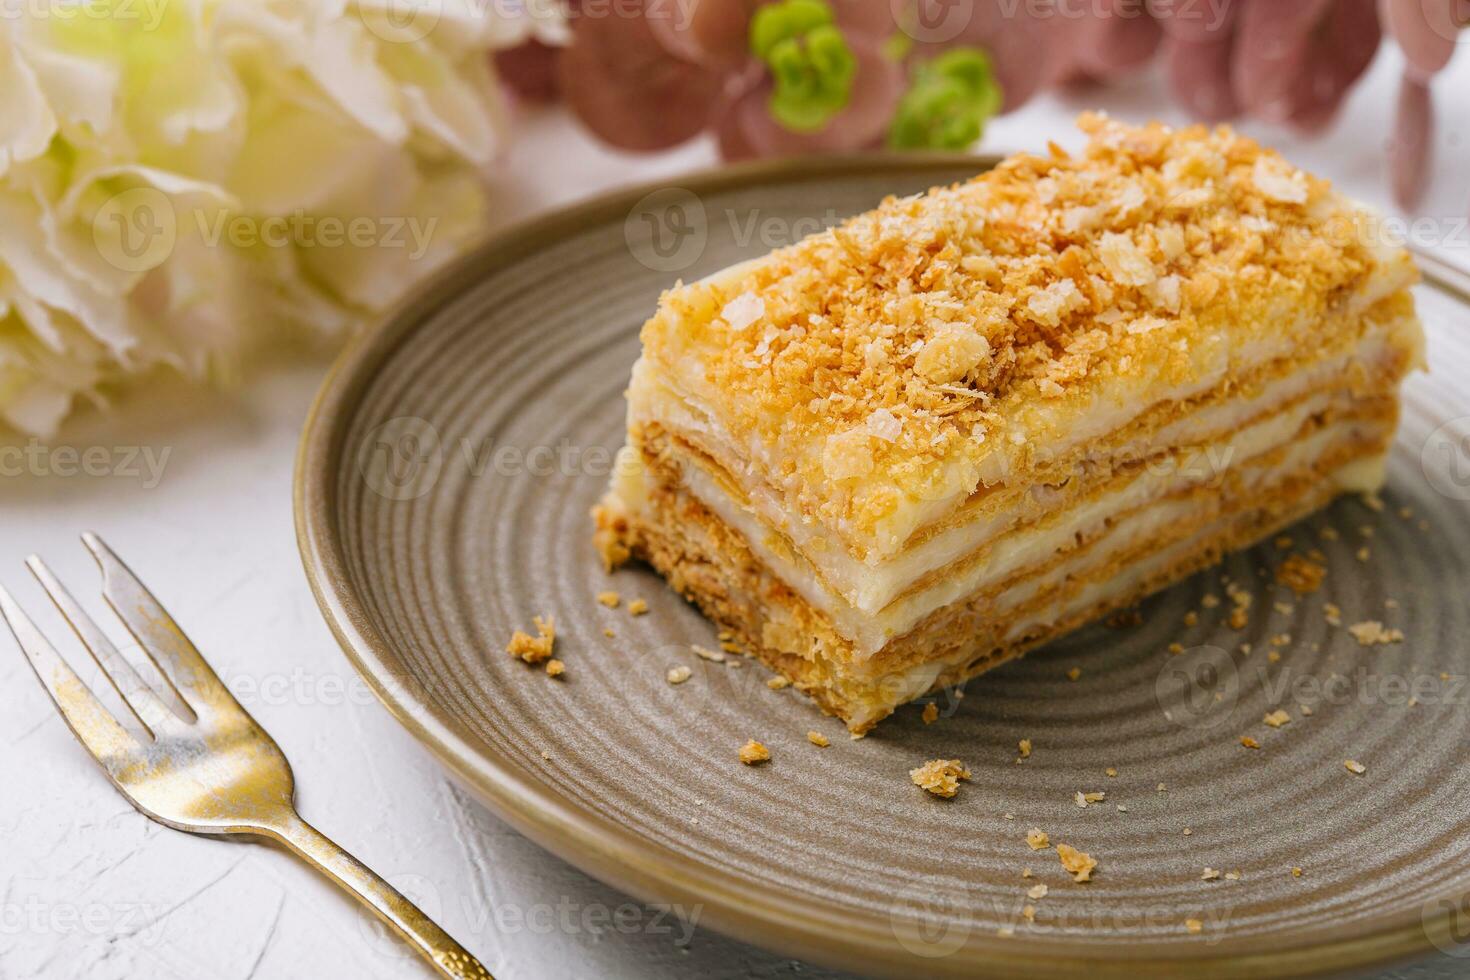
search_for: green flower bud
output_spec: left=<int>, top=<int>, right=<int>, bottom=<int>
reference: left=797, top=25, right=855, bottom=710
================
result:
left=750, top=0, right=857, bottom=133
left=888, top=47, right=1004, bottom=151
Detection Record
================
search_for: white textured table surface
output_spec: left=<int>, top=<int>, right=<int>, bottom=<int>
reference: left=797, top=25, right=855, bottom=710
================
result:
left=3, top=52, right=1469, bottom=980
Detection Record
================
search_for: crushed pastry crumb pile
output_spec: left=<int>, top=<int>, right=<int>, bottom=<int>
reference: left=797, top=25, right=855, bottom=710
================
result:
left=739, top=740, right=771, bottom=765
left=1276, top=554, right=1326, bottom=594
left=1348, top=620, right=1404, bottom=646
left=1056, top=843, right=1098, bottom=883
left=506, top=615, right=557, bottom=664
left=910, top=759, right=971, bottom=798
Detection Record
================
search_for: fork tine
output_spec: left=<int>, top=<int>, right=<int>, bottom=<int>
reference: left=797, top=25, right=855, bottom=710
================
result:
left=1, top=585, right=139, bottom=772
left=26, top=556, right=182, bottom=738
left=81, top=533, right=236, bottom=720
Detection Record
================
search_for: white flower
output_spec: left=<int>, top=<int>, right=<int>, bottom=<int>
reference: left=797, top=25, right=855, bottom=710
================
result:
left=0, top=0, right=562, bottom=435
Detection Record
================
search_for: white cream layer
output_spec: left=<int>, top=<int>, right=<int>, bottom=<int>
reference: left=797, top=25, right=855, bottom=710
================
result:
left=843, top=452, right=1377, bottom=727
left=615, top=402, right=1386, bottom=657
left=630, top=320, right=1410, bottom=618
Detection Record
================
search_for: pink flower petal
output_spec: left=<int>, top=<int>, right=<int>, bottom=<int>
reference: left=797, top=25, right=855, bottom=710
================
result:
left=559, top=6, right=723, bottom=151
left=1071, top=0, right=1164, bottom=78
left=1232, top=0, right=1338, bottom=121
left=647, top=0, right=761, bottom=70
left=1389, top=72, right=1434, bottom=208
left=718, top=36, right=904, bottom=158
left=1165, top=34, right=1240, bottom=121
left=1288, top=0, right=1382, bottom=132
left=917, top=0, right=1055, bottom=109
left=1379, top=0, right=1460, bottom=81
left=494, top=41, right=563, bottom=104
left=1155, top=0, right=1240, bottom=43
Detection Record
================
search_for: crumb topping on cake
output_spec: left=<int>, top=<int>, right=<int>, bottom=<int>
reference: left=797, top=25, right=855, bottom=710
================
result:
left=638, top=114, right=1412, bottom=551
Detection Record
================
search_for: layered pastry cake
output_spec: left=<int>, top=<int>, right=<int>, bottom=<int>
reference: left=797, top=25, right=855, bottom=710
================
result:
left=595, top=115, right=1425, bottom=733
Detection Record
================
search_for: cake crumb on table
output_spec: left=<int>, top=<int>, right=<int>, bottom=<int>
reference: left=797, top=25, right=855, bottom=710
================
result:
left=739, top=740, right=771, bottom=765
left=692, top=644, right=726, bottom=663
left=627, top=598, right=649, bottom=616
left=666, top=665, right=692, bottom=685
left=1201, top=868, right=1221, bottom=881
left=1075, top=791, right=1106, bottom=808
left=1027, top=828, right=1050, bottom=851
left=1056, top=843, right=1097, bottom=882
left=544, top=659, right=565, bottom=678
left=922, top=702, right=939, bottom=724
left=1027, top=883, right=1048, bottom=900
left=1263, top=709, right=1291, bottom=728
left=766, top=676, right=790, bottom=690
left=910, top=759, right=970, bottom=798
left=1276, top=554, right=1326, bottom=594
left=1067, top=666, right=1082, bottom=681
left=506, top=615, right=556, bottom=664
left=1018, top=738, right=1032, bottom=759
left=807, top=730, right=830, bottom=747
left=1185, top=918, right=1203, bottom=935
left=1348, top=620, right=1403, bottom=646
left=1240, top=736, right=1261, bottom=749
left=1345, top=759, right=1367, bottom=775
left=596, top=590, right=620, bottom=608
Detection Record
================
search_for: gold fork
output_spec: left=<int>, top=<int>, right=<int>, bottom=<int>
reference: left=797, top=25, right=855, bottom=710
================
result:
left=0, top=533, right=492, bottom=980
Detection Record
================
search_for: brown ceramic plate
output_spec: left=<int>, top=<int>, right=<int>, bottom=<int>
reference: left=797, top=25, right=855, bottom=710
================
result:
left=295, top=156, right=1470, bottom=978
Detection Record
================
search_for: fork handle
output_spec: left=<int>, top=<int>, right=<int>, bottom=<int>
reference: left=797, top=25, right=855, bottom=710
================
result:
left=257, top=809, right=493, bottom=979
